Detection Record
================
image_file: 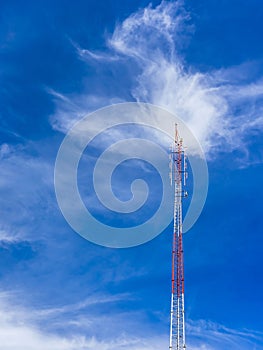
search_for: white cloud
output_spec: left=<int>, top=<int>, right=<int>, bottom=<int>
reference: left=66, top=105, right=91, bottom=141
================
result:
left=32, top=293, right=133, bottom=319
left=0, top=229, right=21, bottom=245
left=0, top=145, right=55, bottom=242
left=108, top=0, right=189, bottom=60
left=108, top=0, right=263, bottom=161
left=187, top=319, right=263, bottom=350
left=49, top=0, right=263, bottom=165
left=0, top=291, right=261, bottom=350
left=71, top=41, right=119, bottom=63
left=48, top=88, right=124, bottom=133
left=0, top=292, right=168, bottom=350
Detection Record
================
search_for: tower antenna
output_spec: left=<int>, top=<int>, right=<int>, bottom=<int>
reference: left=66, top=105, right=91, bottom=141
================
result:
left=169, top=124, right=187, bottom=350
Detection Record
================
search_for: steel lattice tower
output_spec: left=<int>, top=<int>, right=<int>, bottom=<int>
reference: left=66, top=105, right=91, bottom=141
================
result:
left=169, top=125, right=187, bottom=350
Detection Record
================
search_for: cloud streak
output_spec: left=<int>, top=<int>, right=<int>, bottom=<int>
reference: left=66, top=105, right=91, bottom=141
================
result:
left=187, top=319, right=263, bottom=350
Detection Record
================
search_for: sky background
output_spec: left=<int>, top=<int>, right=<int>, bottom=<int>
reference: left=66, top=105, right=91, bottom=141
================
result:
left=1, top=0, right=263, bottom=349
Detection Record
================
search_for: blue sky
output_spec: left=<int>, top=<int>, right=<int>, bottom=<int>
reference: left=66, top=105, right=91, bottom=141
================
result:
left=1, top=0, right=263, bottom=349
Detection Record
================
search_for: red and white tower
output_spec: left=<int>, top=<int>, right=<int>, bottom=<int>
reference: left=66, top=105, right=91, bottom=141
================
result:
left=169, top=125, right=187, bottom=350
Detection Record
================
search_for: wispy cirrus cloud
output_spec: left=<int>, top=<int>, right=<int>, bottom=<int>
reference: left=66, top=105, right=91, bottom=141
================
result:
left=0, top=291, right=262, bottom=350
left=48, top=88, right=124, bottom=133
left=71, top=40, right=119, bottom=63
left=0, top=142, right=55, bottom=244
left=0, top=291, right=167, bottom=350
left=108, top=1, right=263, bottom=161
left=49, top=0, right=263, bottom=165
left=0, top=228, right=23, bottom=246
left=187, top=319, right=263, bottom=350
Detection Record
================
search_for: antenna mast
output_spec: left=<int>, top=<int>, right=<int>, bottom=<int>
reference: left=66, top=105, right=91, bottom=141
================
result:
left=169, top=125, right=187, bottom=350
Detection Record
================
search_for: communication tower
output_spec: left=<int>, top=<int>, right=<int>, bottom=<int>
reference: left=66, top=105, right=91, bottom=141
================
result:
left=169, top=125, right=187, bottom=350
